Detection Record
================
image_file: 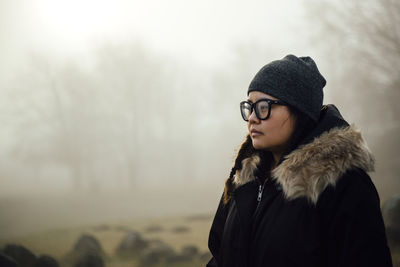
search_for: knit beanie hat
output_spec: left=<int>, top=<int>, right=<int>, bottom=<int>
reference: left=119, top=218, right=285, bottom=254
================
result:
left=248, top=54, right=326, bottom=122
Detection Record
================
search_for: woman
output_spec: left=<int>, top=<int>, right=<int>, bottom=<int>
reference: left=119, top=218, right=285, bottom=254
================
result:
left=207, top=55, right=393, bottom=267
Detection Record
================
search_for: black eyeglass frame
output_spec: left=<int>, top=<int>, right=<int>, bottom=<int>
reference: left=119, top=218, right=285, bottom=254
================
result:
left=240, top=98, right=288, bottom=121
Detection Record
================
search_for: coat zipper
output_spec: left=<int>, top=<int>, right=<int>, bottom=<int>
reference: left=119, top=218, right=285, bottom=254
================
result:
left=255, top=177, right=267, bottom=211
left=257, top=184, right=263, bottom=202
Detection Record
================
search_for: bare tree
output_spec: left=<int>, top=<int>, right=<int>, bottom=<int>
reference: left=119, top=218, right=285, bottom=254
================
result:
left=305, top=0, right=400, bottom=198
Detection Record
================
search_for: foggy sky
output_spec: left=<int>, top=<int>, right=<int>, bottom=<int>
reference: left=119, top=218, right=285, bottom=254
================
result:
left=0, top=0, right=309, bottom=73
left=0, top=0, right=398, bottom=238
left=0, top=0, right=320, bottom=196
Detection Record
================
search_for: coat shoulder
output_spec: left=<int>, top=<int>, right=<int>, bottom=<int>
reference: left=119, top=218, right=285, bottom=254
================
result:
left=316, top=169, right=392, bottom=267
left=317, top=168, right=381, bottom=213
left=273, top=125, right=375, bottom=204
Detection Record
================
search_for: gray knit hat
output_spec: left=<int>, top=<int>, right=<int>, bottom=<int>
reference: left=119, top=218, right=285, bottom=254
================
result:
left=248, top=54, right=326, bottom=122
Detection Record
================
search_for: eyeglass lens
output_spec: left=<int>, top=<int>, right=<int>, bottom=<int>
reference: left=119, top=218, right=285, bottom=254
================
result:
left=241, top=102, right=252, bottom=121
left=241, top=100, right=270, bottom=121
left=256, top=101, right=270, bottom=119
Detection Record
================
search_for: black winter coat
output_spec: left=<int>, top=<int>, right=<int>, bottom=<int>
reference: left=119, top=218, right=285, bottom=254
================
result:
left=207, top=105, right=392, bottom=267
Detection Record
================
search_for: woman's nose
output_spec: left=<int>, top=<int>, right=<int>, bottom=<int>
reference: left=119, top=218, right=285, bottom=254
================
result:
left=248, top=109, right=259, bottom=123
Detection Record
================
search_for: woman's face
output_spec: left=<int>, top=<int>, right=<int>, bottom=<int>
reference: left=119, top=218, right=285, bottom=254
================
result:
left=247, top=91, right=296, bottom=154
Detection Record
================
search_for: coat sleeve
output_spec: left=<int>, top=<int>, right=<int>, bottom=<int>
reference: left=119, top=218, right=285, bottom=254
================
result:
left=207, top=193, right=229, bottom=267
left=319, top=170, right=393, bottom=267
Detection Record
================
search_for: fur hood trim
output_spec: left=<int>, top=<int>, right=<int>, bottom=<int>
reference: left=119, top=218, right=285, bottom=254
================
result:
left=233, top=154, right=260, bottom=187
left=233, top=125, right=375, bottom=204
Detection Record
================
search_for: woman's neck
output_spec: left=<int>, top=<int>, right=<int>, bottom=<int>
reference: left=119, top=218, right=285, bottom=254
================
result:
left=271, top=151, right=283, bottom=169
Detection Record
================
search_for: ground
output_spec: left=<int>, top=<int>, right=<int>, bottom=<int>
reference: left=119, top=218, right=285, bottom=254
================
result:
left=0, top=213, right=214, bottom=267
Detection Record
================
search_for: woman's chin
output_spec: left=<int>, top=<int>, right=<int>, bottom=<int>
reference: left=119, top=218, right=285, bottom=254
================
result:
left=252, top=140, right=268, bottom=150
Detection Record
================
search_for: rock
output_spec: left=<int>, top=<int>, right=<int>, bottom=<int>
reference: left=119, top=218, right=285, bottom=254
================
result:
left=139, top=240, right=176, bottom=266
left=383, top=195, right=400, bottom=228
left=199, top=251, right=212, bottom=263
left=144, top=225, right=164, bottom=233
left=2, top=244, right=36, bottom=267
left=185, top=214, right=212, bottom=222
left=73, top=253, right=104, bottom=267
left=33, top=255, right=59, bottom=267
left=0, top=252, right=18, bottom=267
left=65, top=234, right=105, bottom=266
left=180, top=245, right=199, bottom=260
left=72, top=234, right=104, bottom=256
left=114, top=225, right=131, bottom=232
left=171, top=226, right=190, bottom=234
left=382, top=194, right=400, bottom=248
left=162, top=245, right=200, bottom=263
left=116, top=231, right=148, bottom=257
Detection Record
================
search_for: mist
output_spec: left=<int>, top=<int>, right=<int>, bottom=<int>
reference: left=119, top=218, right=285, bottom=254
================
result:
left=0, top=0, right=399, bottom=241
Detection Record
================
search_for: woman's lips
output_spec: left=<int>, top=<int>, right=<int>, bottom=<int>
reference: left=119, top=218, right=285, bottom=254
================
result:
left=250, top=129, right=263, bottom=137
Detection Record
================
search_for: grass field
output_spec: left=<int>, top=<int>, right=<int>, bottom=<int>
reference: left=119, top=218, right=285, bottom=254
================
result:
left=1, top=213, right=399, bottom=267
left=0, top=213, right=214, bottom=267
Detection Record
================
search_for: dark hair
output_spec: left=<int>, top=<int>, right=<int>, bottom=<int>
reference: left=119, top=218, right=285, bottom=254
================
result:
left=223, top=137, right=274, bottom=205
left=223, top=135, right=254, bottom=205
left=279, top=105, right=317, bottom=163
left=223, top=105, right=317, bottom=205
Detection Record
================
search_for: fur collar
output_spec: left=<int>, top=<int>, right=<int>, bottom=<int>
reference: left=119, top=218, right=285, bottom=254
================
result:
left=233, top=125, right=375, bottom=204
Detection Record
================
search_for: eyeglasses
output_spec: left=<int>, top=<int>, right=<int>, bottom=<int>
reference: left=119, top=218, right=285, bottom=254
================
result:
left=240, top=98, right=287, bottom=121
